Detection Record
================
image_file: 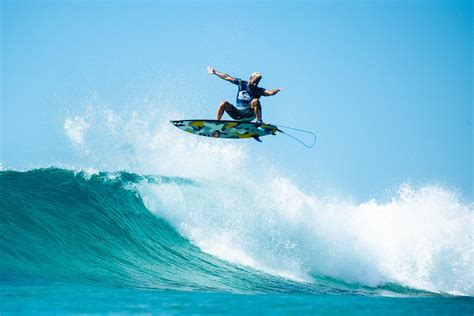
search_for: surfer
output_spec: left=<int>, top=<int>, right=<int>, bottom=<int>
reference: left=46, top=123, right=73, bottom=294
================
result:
left=207, top=66, right=282, bottom=123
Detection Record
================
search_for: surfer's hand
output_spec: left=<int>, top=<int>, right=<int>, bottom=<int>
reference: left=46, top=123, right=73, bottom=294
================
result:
left=264, top=88, right=282, bottom=96
left=207, top=66, right=215, bottom=75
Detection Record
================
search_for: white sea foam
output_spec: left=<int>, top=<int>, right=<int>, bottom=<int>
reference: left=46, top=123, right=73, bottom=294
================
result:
left=64, top=100, right=474, bottom=296
left=140, top=176, right=474, bottom=296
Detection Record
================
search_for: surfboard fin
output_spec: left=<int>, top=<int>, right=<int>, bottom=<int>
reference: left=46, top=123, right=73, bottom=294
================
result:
left=253, top=136, right=262, bottom=142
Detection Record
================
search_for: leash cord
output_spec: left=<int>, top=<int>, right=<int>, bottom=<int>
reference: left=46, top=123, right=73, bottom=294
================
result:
left=273, top=123, right=317, bottom=148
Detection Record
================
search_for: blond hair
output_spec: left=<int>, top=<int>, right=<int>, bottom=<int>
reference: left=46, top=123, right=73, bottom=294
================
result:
left=250, top=72, right=262, bottom=80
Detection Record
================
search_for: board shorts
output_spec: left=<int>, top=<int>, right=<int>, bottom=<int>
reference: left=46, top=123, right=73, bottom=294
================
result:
left=227, top=103, right=256, bottom=121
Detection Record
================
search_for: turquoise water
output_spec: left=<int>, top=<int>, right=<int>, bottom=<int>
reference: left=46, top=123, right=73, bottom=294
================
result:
left=2, top=282, right=473, bottom=315
left=1, top=169, right=473, bottom=314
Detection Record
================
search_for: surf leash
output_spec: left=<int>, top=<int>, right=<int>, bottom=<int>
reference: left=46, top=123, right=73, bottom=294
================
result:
left=274, top=123, right=317, bottom=148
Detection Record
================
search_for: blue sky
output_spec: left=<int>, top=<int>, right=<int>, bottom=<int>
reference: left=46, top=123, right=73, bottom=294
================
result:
left=1, top=0, right=472, bottom=200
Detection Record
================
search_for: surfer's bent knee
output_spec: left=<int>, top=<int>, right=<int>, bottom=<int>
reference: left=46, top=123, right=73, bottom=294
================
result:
left=250, top=98, right=260, bottom=109
left=250, top=98, right=260, bottom=105
left=219, top=100, right=231, bottom=109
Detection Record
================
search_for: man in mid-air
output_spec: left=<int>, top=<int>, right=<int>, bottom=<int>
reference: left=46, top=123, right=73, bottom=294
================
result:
left=207, top=66, right=282, bottom=123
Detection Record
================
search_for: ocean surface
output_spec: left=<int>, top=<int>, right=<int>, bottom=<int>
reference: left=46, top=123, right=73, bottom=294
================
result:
left=0, top=168, right=473, bottom=314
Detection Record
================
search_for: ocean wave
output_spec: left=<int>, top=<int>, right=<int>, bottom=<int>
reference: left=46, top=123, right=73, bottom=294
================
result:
left=0, top=168, right=443, bottom=296
left=0, top=168, right=361, bottom=294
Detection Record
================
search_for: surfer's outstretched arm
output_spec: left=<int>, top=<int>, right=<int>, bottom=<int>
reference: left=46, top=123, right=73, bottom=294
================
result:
left=263, top=88, right=282, bottom=96
left=207, top=66, right=236, bottom=83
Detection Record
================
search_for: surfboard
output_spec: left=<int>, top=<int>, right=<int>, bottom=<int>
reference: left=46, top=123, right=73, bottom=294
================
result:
left=170, top=119, right=279, bottom=142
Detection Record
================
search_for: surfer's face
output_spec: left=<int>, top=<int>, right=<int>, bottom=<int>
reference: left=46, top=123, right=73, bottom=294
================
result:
left=249, top=76, right=261, bottom=87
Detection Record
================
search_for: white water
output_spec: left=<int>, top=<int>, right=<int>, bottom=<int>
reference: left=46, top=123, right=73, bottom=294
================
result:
left=64, top=101, right=474, bottom=296
left=140, top=177, right=474, bottom=295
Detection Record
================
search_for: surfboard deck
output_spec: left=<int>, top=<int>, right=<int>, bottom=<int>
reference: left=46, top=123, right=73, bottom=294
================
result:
left=170, top=119, right=279, bottom=141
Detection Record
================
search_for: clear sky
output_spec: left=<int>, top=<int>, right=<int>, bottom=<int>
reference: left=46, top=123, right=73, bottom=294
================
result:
left=1, top=0, right=472, bottom=201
